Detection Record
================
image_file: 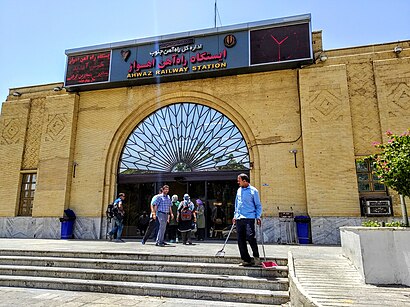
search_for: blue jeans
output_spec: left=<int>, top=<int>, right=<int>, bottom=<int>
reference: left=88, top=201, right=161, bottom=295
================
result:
left=109, top=217, right=124, bottom=240
left=156, top=211, right=168, bottom=244
left=236, top=218, right=259, bottom=262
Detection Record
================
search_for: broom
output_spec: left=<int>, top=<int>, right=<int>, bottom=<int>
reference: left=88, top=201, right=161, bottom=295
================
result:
left=260, top=221, right=278, bottom=268
left=215, top=224, right=235, bottom=257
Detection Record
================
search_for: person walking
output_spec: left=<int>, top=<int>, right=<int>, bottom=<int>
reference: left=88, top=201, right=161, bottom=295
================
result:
left=153, top=185, right=174, bottom=247
left=177, top=194, right=196, bottom=245
left=141, top=189, right=162, bottom=245
left=232, top=173, right=262, bottom=266
left=138, top=211, right=149, bottom=236
left=107, top=193, right=126, bottom=242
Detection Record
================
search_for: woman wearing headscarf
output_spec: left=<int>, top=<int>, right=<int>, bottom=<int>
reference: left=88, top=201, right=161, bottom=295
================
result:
left=195, top=199, right=206, bottom=241
left=177, top=194, right=196, bottom=245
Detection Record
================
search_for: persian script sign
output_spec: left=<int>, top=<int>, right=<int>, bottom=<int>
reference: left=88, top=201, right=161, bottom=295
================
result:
left=65, top=52, right=111, bottom=86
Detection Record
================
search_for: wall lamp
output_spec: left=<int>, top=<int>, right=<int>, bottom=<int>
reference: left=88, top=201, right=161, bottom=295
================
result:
left=315, top=52, right=328, bottom=63
left=53, top=86, right=63, bottom=91
left=289, top=149, right=298, bottom=168
left=393, top=46, right=403, bottom=54
left=319, top=53, right=328, bottom=62
left=12, top=91, right=22, bottom=97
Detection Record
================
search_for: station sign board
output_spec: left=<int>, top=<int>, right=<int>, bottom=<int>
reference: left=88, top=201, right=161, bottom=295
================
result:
left=65, top=14, right=312, bottom=91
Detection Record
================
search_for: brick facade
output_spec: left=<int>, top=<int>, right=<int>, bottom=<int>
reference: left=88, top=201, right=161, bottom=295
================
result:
left=0, top=37, right=409, bottom=243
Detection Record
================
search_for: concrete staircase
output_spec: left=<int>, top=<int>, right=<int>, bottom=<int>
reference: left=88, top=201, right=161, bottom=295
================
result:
left=0, top=250, right=289, bottom=305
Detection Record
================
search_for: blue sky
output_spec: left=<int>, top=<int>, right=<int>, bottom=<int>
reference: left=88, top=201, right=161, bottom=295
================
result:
left=0, top=0, right=409, bottom=105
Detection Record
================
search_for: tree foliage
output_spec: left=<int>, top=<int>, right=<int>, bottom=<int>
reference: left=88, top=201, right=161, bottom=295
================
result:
left=367, top=129, right=410, bottom=197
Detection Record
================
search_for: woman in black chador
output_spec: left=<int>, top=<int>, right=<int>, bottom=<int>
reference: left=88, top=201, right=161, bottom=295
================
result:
left=177, top=194, right=196, bottom=245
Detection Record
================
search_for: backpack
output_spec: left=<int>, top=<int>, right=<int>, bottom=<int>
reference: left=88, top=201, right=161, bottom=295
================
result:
left=180, top=206, right=193, bottom=221
left=106, top=202, right=120, bottom=219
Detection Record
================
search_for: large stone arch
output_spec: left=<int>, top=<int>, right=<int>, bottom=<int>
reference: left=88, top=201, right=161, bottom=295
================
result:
left=102, top=90, right=260, bottom=206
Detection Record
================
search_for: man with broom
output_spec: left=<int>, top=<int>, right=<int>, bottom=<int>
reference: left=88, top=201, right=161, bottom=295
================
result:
left=232, top=173, right=262, bottom=266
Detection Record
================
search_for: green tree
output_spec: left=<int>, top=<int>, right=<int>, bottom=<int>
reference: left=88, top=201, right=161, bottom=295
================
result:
left=366, top=129, right=410, bottom=226
left=369, top=129, right=410, bottom=197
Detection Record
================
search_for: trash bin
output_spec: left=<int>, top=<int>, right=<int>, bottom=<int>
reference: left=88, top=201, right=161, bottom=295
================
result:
left=60, top=209, right=76, bottom=239
left=294, top=215, right=311, bottom=244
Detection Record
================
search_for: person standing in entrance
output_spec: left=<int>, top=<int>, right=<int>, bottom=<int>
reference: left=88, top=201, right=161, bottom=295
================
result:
left=153, top=185, right=174, bottom=247
left=141, top=189, right=162, bottom=245
left=195, top=199, right=206, bottom=241
left=177, top=194, right=196, bottom=245
left=107, top=193, right=126, bottom=242
left=167, top=195, right=179, bottom=243
left=233, top=174, right=262, bottom=266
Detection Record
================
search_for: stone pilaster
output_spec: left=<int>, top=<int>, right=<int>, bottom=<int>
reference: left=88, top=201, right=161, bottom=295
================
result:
left=299, top=65, right=360, bottom=216
left=33, top=94, right=78, bottom=217
left=0, top=99, right=31, bottom=216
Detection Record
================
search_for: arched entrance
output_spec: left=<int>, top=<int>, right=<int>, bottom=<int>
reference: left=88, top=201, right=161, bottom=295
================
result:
left=117, top=102, right=250, bottom=238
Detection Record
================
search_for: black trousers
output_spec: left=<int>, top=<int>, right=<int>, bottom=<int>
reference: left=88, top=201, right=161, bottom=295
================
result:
left=236, top=218, right=259, bottom=262
left=196, top=228, right=205, bottom=240
left=167, top=224, right=178, bottom=241
left=181, top=230, right=192, bottom=244
left=142, top=218, right=157, bottom=243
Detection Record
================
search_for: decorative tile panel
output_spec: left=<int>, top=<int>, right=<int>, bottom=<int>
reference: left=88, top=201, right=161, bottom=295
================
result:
left=347, top=63, right=381, bottom=155
left=44, top=113, right=68, bottom=142
left=307, top=87, right=343, bottom=123
left=0, top=118, right=21, bottom=145
left=387, top=81, right=410, bottom=114
left=22, top=98, right=45, bottom=169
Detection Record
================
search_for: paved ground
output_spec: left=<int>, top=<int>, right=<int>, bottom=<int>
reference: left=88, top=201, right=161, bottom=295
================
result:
left=0, top=238, right=408, bottom=306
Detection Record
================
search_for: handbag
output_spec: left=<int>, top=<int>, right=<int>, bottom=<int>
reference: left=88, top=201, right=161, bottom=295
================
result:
left=191, top=222, right=197, bottom=233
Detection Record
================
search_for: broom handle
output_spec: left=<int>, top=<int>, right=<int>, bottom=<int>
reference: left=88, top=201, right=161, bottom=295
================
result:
left=260, top=220, right=267, bottom=262
left=221, top=224, right=235, bottom=250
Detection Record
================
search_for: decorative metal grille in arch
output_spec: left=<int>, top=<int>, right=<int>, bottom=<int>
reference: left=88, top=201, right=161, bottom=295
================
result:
left=119, top=103, right=250, bottom=174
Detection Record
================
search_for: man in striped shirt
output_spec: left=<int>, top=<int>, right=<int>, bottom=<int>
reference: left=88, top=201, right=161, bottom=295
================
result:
left=153, top=185, right=174, bottom=246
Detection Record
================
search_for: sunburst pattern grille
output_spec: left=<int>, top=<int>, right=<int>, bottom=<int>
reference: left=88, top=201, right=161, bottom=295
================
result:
left=119, top=103, right=250, bottom=174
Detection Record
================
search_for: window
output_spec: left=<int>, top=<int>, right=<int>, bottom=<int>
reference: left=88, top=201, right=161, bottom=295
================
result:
left=355, top=160, right=386, bottom=193
left=18, top=173, right=36, bottom=216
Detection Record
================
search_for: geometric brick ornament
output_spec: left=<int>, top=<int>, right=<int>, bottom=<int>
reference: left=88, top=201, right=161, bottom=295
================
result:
left=0, top=118, right=21, bottom=145
left=44, top=113, right=68, bottom=142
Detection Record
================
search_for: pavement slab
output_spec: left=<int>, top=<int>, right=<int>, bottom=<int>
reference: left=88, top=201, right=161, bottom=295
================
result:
left=0, top=238, right=408, bottom=306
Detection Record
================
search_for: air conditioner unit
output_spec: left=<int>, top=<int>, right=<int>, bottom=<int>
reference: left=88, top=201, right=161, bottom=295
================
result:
left=365, top=199, right=392, bottom=216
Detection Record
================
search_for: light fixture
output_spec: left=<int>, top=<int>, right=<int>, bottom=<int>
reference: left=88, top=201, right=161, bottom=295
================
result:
left=319, top=53, right=328, bottom=62
left=53, top=86, right=63, bottom=91
left=314, top=52, right=328, bottom=64
left=289, top=149, right=298, bottom=168
left=12, top=91, right=21, bottom=97
left=393, top=46, right=403, bottom=54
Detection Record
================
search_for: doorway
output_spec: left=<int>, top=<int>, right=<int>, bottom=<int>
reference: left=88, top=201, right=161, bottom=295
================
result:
left=117, top=171, right=244, bottom=239
left=116, top=102, right=251, bottom=239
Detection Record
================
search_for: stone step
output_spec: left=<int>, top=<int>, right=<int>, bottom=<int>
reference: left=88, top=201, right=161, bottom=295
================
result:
left=0, top=256, right=288, bottom=278
left=0, top=275, right=289, bottom=305
left=0, top=250, right=288, bottom=266
left=0, top=265, right=289, bottom=291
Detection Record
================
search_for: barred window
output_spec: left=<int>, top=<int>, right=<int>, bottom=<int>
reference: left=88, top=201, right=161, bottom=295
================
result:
left=18, top=173, right=36, bottom=216
left=355, top=160, right=386, bottom=193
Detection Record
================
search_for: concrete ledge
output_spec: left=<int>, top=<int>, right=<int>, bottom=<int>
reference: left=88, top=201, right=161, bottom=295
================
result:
left=288, top=251, right=318, bottom=307
left=0, top=217, right=102, bottom=239
left=340, top=226, right=410, bottom=286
